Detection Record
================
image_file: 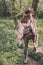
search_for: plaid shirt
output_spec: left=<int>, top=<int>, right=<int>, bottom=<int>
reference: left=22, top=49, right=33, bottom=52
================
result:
left=17, top=17, right=38, bottom=47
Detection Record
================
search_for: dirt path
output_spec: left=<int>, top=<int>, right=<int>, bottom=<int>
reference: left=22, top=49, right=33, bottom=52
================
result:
left=36, top=45, right=43, bottom=54
left=23, top=45, right=43, bottom=65
left=28, top=45, right=43, bottom=54
left=23, top=57, right=40, bottom=65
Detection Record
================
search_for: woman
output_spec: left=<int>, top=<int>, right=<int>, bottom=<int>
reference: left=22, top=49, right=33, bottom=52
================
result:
left=17, top=7, right=38, bottom=63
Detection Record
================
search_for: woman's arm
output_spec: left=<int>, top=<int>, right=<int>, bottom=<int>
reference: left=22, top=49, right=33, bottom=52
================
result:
left=33, top=19, right=38, bottom=47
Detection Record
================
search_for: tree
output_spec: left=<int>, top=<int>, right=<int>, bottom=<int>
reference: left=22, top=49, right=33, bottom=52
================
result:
left=32, top=0, right=39, bottom=17
left=12, top=0, right=18, bottom=29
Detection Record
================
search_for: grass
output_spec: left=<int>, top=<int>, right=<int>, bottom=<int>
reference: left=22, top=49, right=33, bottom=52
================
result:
left=0, top=18, right=43, bottom=65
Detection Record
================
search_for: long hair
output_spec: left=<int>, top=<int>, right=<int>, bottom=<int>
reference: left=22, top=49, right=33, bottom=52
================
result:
left=21, top=14, right=30, bottom=23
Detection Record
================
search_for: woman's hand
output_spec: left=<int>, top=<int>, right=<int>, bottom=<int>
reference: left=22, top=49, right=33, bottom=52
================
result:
left=18, top=39, right=22, bottom=46
left=33, top=42, right=38, bottom=47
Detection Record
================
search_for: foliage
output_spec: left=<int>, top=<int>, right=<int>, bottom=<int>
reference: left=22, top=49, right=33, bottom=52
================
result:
left=9, top=0, right=32, bottom=18
left=0, top=0, right=43, bottom=18
left=0, top=0, right=8, bottom=17
left=37, top=0, right=43, bottom=18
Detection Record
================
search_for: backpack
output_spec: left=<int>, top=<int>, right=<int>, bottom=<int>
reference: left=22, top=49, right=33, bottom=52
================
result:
left=21, top=16, right=34, bottom=35
left=23, top=24, right=32, bottom=35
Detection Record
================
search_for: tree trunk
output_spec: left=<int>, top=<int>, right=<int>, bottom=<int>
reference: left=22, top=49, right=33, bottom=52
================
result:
left=32, top=0, right=39, bottom=18
left=12, top=0, right=18, bottom=29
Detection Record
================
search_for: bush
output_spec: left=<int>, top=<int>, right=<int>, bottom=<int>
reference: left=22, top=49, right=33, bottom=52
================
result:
left=37, top=0, right=43, bottom=18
